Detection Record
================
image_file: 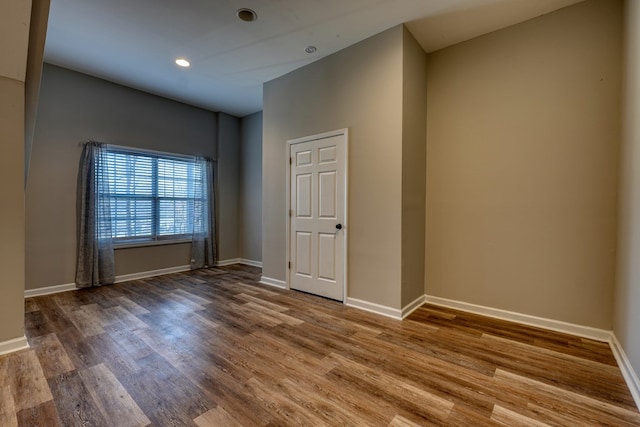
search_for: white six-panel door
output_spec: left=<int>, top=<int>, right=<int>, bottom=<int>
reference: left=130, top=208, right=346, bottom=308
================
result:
left=289, top=131, right=346, bottom=301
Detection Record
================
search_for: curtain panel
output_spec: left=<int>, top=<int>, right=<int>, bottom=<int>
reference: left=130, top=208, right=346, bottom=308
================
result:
left=190, top=157, right=217, bottom=269
left=76, top=142, right=115, bottom=287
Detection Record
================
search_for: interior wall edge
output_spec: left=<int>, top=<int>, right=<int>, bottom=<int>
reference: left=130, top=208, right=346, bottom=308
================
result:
left=613, top=0, right=640, bottom=400
left=402, top=294, right=426, bottom=319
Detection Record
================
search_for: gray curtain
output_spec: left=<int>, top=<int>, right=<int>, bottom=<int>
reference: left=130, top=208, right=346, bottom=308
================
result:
left=190, top=157, right=216, bottom=269
left=76, top=142, right=115, bottom=287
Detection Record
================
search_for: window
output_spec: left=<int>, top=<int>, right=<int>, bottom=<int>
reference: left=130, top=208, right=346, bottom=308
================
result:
left=98, top=147, right=208, bottom=245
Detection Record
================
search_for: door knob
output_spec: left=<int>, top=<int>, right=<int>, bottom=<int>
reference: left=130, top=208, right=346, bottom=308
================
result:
left=335, top=224, right=342, bottom=230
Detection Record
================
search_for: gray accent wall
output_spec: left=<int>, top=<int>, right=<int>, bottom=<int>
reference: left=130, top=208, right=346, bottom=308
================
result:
left=239, top=111, right=263, bottom=262
left=425, top=0, right=622, bottom=329
left=217, top=113, right=241, bottom=262
left=615, top=0, right=640, bottom=389
left=25, top=64, right=239, bottom=289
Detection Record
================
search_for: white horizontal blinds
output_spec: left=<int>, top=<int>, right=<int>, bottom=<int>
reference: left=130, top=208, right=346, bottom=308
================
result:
left=157, top=158, right=203, bottom=236
left=103, top=151, right=154, bottom=240
left=99, top=147, right=204, bottom=243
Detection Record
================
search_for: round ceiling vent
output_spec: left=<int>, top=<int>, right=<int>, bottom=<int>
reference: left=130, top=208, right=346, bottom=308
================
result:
left=237, top=8, right=257, bottom=22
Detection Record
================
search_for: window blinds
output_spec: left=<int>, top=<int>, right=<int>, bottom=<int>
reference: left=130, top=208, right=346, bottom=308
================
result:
left=99, top=147, right=206, bottom=243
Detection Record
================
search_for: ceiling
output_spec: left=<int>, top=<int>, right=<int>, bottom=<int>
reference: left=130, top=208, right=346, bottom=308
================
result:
left=44, top=0, right=583, bottom=117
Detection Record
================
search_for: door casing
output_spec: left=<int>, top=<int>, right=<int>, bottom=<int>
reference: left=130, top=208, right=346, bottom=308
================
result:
left=285, top=128, right=348, bottom=302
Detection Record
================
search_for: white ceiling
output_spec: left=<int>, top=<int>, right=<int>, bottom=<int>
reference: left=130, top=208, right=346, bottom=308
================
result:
left=44, top=0, right=583, bottom=117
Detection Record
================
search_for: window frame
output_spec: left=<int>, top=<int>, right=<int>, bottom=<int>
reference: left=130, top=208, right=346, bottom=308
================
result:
left=98, top=145, right=207, bottom=248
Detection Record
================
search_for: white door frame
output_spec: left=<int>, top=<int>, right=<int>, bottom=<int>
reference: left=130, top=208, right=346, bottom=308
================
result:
left=285, top=128, right=348, bottom=302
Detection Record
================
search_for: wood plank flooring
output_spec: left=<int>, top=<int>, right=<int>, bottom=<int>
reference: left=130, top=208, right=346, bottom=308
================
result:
left=2, top=264, right=639, bottom=426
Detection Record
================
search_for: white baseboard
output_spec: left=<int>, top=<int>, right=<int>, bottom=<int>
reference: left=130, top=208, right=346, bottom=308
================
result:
left=402, top=294, right=426, bottom=319
left=217, top=258, right=241, bottom=267
left=424, top=295, right=612, bottom=342
left=115, top=265, right=191, bottom=283
left=25, top=265, right=192, bottom=298
left=239, top=258, right=263, bottom=268
left=24, top=283, right=77, bottom=298
left=0, top=336, right=29, bottom=356
left=610, top=333, right=640, bottom=410
left=346, top=297, right=402, bottom=320
left=259, top=276, right=287, bottom=289
left=345, top=295, right=425, bottom=320
left=217, top=258, right=263, bottom=268
left=25, top=261, right=261, bottom=298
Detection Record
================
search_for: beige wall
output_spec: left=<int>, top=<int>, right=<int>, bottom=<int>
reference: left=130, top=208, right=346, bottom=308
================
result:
left=263, top=26, right=405, bottom=308
left=217, top=113, right=241, bottom=262
left=425, top=0, right=622, bottom=328
left=239, top=111, right=263, bottom=262
left=0, top=81, right=28, bottom=342
left=26, top=64, right=223, bottom=289
left=0, top=1, right=32, bottom=81
left=615, top=0, right=640, bottom=382
left=0, top=0, right=32, bottom=342
left=401, top=27, right=428, bottom=307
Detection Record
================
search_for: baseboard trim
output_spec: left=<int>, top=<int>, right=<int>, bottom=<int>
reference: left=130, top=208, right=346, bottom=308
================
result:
left=217, top=258, right=241, bottom=267
left=217, top=258, right=263, bottom=268
left=0, top=336, right=29, bottom=356
left=346, top=298, right=402, bottom=320
left=401, top=294, right=426, bottom=319
left=26, top=265, right=193, bottom=298
left=115, top=265, right=191, bottom=283
left=610, top=333, right=640, bottom=409
left=346, top=295, right=425, bottom=320
left=259, top=276, right=287, bottom=289
left=424, top=295, right=612, bottom=342
left=238, top=259, right=263, bottom=268
left=24, top=283, right=77, bottom=298
left=24, top=261, right=263, bottom=298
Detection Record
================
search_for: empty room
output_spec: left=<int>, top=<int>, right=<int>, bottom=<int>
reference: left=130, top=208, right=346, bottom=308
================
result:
left=1, top=0, right=640, bottom=425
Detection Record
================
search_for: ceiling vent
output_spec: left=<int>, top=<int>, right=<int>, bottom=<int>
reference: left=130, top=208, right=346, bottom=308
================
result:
left=237, top=8, right=257, bottom=22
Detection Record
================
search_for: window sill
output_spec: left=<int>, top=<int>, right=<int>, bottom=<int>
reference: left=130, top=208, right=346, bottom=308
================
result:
left=114, top=238, right=192, bottom=249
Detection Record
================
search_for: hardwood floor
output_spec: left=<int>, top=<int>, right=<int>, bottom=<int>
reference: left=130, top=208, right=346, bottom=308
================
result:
left=2, top=265, right=639, bottom=426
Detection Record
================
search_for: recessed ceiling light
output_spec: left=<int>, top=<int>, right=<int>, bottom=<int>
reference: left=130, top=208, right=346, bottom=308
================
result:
left=175, top=58, right=190, bottom=67
left=305, top=46, right=317, bottom=54
left=237, top=8, right=257, bottom=22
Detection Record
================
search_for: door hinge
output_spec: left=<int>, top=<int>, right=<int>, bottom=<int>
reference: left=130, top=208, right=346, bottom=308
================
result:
left=289, top=209, right=292, bottom=217
left=288, top=261, right=291, bottom=269
left=289, top=157, right=292, bottom=165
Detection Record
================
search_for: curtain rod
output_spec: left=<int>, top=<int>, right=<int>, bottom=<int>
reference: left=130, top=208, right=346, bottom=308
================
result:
left=78, top=140, right=214, bottom=162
